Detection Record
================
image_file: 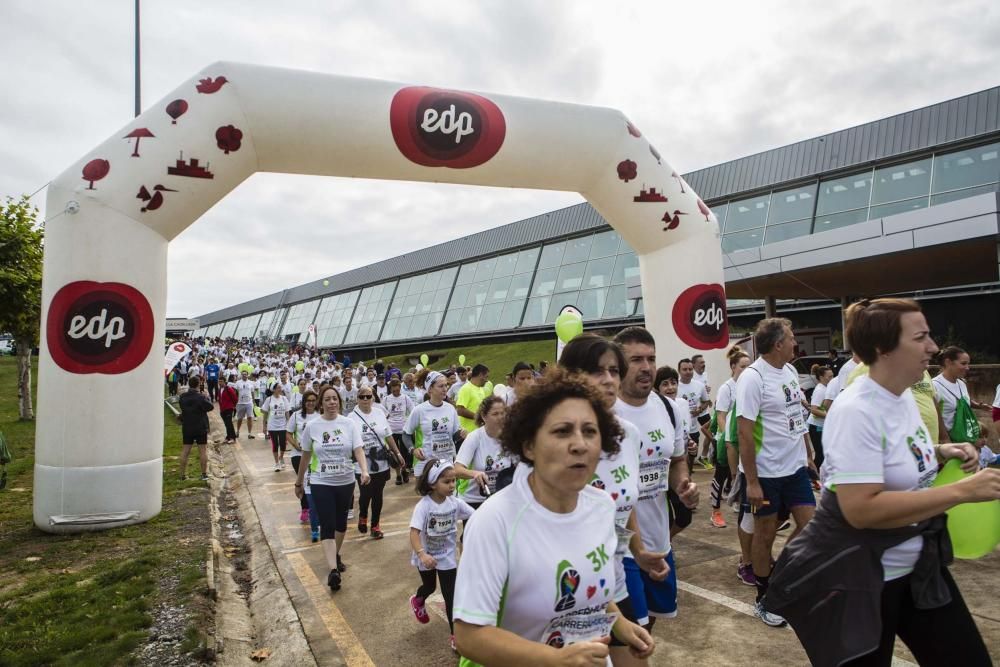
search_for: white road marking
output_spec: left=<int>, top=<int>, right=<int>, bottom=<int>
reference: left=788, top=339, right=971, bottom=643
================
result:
left=676, top=580, right=917, bottom=666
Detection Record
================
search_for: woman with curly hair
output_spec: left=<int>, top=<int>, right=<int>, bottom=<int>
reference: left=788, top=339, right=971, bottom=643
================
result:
left=454, top=367, right=655, bottom=666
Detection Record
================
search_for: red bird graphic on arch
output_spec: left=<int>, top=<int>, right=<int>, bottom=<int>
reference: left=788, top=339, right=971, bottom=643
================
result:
left=137, top=184, right=177, bottom=212
left=197, top=76, right=228, bottom=94
left=662, top=210, right=686, bottom=231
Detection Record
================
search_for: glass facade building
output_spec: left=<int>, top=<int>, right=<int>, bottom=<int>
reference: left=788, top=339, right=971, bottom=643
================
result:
left=719, top=140, right=999, bottom=253
left=193, top=86, right=1000, bottom=351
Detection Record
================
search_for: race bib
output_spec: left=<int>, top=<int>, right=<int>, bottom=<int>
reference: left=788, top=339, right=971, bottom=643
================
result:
left=615, top=523, right=634, bottom=558
left=425, top=510, right=456, bottom=554
left=318, top=455, right=348, bottom=475
left=431, top=431, right=455, bottom=457
left=785, top=401, right=807, bottom=436
left=541, top=611, right=618, bottom=648
left=638, top=459, right=668, bottom=500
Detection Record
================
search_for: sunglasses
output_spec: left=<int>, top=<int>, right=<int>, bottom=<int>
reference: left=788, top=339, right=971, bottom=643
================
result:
left=358, top=395, right=374, bottom=399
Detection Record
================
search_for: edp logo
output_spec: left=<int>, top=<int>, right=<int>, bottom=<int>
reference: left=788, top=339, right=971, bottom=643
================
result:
left=47, top=281, right=154, bottom=375
left=391, top=86, right=506, bottom=169
left=420, top=104, right=475, bottom=144
left=672, top=283, right=729, bottom=350
left=67, top=308, right=126, bottom=349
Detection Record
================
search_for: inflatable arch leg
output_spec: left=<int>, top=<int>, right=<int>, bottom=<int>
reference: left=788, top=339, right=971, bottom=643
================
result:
left=36, top=62, right=729, bottom=532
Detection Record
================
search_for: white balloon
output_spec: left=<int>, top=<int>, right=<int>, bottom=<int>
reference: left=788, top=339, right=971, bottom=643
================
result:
left=492, top=383, right=508, bottom=397
left=415, top=363, right=424, bottom=371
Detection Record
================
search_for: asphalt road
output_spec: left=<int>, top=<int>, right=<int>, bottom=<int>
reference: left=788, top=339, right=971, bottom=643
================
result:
left=229, top=433, right=1000, bottom=666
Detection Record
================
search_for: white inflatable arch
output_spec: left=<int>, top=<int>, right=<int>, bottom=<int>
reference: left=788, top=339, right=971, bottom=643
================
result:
left=37, top=62, right=729, bottom=532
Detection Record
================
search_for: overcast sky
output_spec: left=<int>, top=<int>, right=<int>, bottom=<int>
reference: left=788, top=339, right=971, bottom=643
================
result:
left=5, top=0, right=999, bottom=317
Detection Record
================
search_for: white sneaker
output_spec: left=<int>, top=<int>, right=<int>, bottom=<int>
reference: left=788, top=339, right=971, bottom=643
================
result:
left=754, top=600, right=787, bottom=627
left=347, top=508, right=355, bottom=520
left=279, top=460, right=286, bottom=470
left=274, top=464, right=280, bottom=472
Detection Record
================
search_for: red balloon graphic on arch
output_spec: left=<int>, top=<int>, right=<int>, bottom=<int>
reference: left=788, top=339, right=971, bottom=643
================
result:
left=166, top=99, right=189, bottom=124
left=81, top=159, right=110, bottom=190
left=216, top=125, right=243, bottom=154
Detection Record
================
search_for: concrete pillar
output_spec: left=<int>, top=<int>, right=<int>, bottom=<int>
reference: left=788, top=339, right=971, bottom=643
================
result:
left=764, top=296, right=777, bottom=319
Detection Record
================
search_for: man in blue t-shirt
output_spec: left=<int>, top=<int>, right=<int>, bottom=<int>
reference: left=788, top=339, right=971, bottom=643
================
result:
left=205, top=357, right=221, bottom=402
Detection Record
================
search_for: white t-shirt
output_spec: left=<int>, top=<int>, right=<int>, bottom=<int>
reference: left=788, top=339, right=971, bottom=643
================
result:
left=447, top=379, right=465, bottom=402
left=286, top=410, right=320, bottom=455
left=588, top=417, right=641, bottom=602
left=614, top=396, right=687, bottom=557
left=456, top=427, right=515, bottom=503
left=807, top=382, right=828, bottom=427
left=261, top=394, right=291, bottom=431
left=454, top=467, right=618, bottom=652
left=404, top=401, right=460, bottom=476
left=693, top=371, right=712, bottom=416
left=348, top=407, right=393, bottom=475
left=402, top=385, right=423, bottom=405
left=383, top=393, right=414, bottom=433
left=339, top=385, right=359, bottom=415
left=375, top=383, right=388, bottom=401
left=735, top=358, right=808, bottom=478
left=410, top=494, right=475, bottom=571
left=234, top=379, right=255, bottom=405
left=716, top=378, right=736, bottom=414
left=823, top=375, right=841, bottom=406
left=931, top=375, right=970, bottom=431
left=300, top=415, right=364, bottom=487
left=833, top=358, right=859, bottom=398
left=993, top=384, right=1000, bottom=409
left=823, top=376, right=938, bottom=580
left=677, top=379, right=709, bottom=432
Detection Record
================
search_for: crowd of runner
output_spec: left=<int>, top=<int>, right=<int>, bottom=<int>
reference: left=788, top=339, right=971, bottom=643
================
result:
left=171, top=305, right=1000, bottom=666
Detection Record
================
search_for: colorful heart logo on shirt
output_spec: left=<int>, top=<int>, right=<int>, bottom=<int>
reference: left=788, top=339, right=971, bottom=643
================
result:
left=647, top=448, right=654, bottom=456
left=611, top=492, right=619, bottom=500
left=586, top=585, right=597, bottom=599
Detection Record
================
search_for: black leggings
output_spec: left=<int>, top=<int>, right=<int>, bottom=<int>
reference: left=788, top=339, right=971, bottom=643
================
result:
left=356, top=470, right=390, bottom=525
left=310, top=483, right=354, bottom=539
left=809, top=425, right=825, bottom=469
left=843, top=568, right=991, bottom=666
left=416, top=568, right=457, bottom=631
left=711, top=445, right=731, bottom=509
left=270, top=430, right=287, bottom=452
left=393, top=433, right=409, bottom=471
left=290, top=455, right=309, bottom=510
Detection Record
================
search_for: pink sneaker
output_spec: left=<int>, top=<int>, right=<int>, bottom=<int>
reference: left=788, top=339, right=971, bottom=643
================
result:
left=299, top=509, right=309, bottom=524
left=409, top=595, right=429, bottom=624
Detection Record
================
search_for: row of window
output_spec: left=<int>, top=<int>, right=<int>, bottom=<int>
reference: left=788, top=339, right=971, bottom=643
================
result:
left=716, top=139, right=1000, bottom=253
left=195, top=229, right=644, bottom=345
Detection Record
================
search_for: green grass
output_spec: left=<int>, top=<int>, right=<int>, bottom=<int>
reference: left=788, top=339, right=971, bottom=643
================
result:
left=370, top=337, right=559, bottom=379
left=0, top=356, right=212, bottom=666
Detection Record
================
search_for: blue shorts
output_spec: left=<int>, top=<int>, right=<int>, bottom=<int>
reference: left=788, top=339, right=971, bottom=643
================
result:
left=754, top=466, right=815, bottom=517
left=623, top=550, right=677, bottom=625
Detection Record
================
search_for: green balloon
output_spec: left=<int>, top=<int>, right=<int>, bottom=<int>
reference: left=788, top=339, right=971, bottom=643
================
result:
left=420, top=353, right=429, bottom=366
left=555, top=311, right=583, bottom=343
left=295, top=361, right=305, bottom=371
left=933, top=459, right=1000, bottom=559
left=458, top=354, right=466, bottom=365
left=323, top=279, right=329, bottom=286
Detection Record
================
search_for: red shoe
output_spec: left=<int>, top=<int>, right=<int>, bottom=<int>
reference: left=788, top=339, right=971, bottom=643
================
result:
left=371, top=525, right=383, bottom=539
left=711, top=509, right=727, bottom=528
left=409, top=595, right=429, bottom=624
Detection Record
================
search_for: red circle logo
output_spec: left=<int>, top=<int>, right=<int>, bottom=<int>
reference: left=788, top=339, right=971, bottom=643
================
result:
left=672, top=283, right=729, bottom=350
left=46, top=281, right=155, bottom=374
left=390, top=86, right=506, bottom=168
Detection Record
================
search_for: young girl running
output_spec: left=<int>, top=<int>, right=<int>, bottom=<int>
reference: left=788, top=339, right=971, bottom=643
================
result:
left=408, top=458, right=474, bottom=653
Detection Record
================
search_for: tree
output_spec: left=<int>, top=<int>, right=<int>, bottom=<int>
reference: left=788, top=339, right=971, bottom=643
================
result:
left=0, top=195, right=43, bottom=420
